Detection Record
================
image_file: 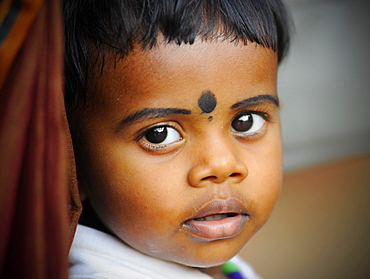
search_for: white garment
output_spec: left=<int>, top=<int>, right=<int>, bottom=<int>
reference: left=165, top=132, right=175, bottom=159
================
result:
left=69, top=224, right=262, bottom=279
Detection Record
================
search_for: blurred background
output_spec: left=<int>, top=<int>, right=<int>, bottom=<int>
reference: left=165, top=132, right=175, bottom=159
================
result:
left=240, top=0, right=370, bottom=278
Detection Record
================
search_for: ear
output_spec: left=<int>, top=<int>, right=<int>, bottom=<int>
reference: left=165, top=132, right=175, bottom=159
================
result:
left=279, top=99, right=283, bottom=108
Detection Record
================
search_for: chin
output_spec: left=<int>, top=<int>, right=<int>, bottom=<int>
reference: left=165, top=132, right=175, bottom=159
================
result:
left=169, top=245, right=241, bottom=268
left=182, top=257, right=232, bottom=269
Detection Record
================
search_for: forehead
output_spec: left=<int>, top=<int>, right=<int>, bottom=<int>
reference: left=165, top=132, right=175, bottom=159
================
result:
left=88, top=40, right=278, bottom=110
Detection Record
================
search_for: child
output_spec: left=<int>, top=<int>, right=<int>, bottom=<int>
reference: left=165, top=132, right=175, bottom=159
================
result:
left=64, top=0, right=291, bottom=278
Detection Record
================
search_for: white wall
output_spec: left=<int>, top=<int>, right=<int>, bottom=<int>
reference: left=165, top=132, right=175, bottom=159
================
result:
left=279, top=0, right=370, bottom=170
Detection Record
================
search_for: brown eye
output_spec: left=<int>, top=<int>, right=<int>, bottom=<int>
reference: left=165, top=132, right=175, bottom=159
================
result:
left=232, top=114, right=253, bottom=132
left=143, top=126, right=181, bottom=144
left=231, top=112, right=265, bottom=135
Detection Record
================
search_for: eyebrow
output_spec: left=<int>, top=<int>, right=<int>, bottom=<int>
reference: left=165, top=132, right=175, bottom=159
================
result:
left=231, top=94, right=279, bottom=109
left=117, top=108, right=191, bottom=130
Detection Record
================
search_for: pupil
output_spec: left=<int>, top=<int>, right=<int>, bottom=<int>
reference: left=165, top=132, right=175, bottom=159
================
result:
left=145, top=127, right=167, bottom=143
left=232, top=114, right=253, bottom=132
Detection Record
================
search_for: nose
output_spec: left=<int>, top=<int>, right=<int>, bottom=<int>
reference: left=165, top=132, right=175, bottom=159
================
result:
left=187, top=136, right=248, bottom=187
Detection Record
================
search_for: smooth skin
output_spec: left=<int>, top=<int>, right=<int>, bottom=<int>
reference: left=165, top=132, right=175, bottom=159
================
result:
left=73, top=39, right=282, bottom=278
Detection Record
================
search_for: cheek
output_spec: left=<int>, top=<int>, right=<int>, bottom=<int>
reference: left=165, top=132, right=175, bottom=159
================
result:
left=90, top=177, right=167, bottom=244
left=248, top=132, right=283, bottom=220
left=85, top=157, right=183, bottom=242
left=96, top=185, right=189, bottom=260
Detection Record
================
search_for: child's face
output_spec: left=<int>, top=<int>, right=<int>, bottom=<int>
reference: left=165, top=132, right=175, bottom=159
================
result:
left=76, top=39, right=282, bottom=267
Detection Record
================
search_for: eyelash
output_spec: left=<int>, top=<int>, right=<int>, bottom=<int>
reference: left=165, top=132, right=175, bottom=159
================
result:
left=230, top=110, right=271, bottom=138
left=136, top=109, right=272, bottom=151
left=136, top=123, right=183, bottom=151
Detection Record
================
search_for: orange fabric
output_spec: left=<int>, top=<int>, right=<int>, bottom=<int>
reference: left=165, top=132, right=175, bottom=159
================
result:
left=0, top=0, right=13, bottom=25
left=0, top=0, right=43, bottom=89
left=0, top=0, right=81, bottom=277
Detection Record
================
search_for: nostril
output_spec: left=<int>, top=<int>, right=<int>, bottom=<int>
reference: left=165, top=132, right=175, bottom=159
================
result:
left=201, top=175, right=216, bottom=181
left=200, top=173, right=241, bottom=182
left=189, top=160, right=248, bottom=187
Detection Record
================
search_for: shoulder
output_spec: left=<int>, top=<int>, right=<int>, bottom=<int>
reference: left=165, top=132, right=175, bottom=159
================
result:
left=69, top=224, right=212, bottom=279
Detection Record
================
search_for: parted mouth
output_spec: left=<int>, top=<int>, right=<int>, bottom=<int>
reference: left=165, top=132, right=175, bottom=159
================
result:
left=183, top=198, right=250, bottom=240
left=193, top=213, right=238, bottom=221
left=185, top=198, right=250, bottom=221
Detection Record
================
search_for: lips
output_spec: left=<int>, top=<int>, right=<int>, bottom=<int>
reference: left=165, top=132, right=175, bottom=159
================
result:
left=183, top=199, right=250, bottom=241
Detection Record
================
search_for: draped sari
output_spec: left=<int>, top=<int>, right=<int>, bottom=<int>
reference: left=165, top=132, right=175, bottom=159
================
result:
left=0, top=0, right=81, bottom=277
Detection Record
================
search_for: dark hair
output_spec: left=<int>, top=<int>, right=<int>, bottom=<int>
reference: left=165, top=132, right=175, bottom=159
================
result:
left=63, top=0, right=292, bottom=111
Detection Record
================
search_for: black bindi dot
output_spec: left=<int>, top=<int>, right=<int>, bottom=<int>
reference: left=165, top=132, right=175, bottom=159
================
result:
left=198, top=91, right=217, bottom=113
